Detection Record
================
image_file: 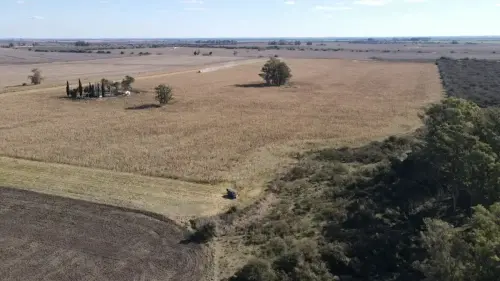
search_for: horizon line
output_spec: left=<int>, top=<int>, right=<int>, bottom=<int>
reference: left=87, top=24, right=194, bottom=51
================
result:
left=2, top=35, right=500, bottom=40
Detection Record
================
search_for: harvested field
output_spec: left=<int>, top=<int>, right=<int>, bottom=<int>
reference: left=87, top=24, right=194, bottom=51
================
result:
left=437, top=57, right=500, bottom=107
left=0, top=52, right=248, bottom=88
left=0, top=187, right=206, bottom=281
left=0, top=59, right=443, bottom=197
left=0, top=156, right=230, bottom=222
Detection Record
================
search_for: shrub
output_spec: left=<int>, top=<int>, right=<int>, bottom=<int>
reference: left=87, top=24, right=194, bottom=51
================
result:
left=259, top=57, right=292, bottom=86
left=229, top=259, right=276, bottom=281
left=121, top=75, right=135, bottom=90
left=154, top=84, right=173, bottom=105
left=189, top=221, right=216, bottom=243
left=120, top=51, right=124, bottom=54
left=27, top=68, right=43, bottom=85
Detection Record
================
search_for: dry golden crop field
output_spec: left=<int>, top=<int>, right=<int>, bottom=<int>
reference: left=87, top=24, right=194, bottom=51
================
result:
left=0, top=58, right=442, bottom=214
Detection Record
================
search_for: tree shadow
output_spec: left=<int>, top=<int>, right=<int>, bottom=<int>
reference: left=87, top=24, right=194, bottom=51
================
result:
left=234, top=82, right=270, bottom=88
left=125, top=104, right=161, bottom=110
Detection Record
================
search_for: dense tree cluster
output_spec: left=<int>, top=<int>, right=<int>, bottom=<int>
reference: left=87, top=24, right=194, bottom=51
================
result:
left=65, top=76, right=135, bottom=100
left=194, top=40, right=237, bottom=45
left=75, top=40, right=90, bottom=47
left=268, top=40, right=302, bottom=46
left=229, top=97, right=500, bottom=281
left=228, top=58, right=500, bottom=281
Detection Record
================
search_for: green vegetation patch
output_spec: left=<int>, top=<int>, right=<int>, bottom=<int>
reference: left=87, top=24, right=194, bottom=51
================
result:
left=228, top=98, right=500, bottom=281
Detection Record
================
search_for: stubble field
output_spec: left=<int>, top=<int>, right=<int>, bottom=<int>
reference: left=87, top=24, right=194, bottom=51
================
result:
left=0, top=59, right=442, bottom=203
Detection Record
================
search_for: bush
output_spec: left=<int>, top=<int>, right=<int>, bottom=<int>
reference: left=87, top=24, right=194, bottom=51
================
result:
left=259, top=57, right=292, bottom=86
left=229, top=259, right=276, bottom=281
left=189, top=221, right=216, bottom=243
left=27, top=68, right=43, bottom=85
left=154, top=84, right=173, bottom=105
left=121, top=75, right=135, bottom=90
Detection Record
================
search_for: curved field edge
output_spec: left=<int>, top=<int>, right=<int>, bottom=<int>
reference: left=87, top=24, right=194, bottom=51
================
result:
left=0, top=187, right=209, bottom=281
left=0, top=156, right=230, bottom=223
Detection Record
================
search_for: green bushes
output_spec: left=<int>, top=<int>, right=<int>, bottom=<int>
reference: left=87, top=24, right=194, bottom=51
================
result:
left=233, top=97, right=500, bottom=281
left=154, top=84, right=173, bottom=105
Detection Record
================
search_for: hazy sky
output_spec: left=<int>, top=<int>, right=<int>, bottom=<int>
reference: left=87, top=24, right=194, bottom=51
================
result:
left=2, top=0, right=500, bottom=38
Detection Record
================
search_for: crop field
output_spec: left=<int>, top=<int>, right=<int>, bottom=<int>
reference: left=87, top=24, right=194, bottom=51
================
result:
left=0, top=187, right=206, bottom=281
left=0, top=58, right=442, bottom=206
left=437, top=57, right=500, bottom=107
left=0, top=51, right=248, bottom=89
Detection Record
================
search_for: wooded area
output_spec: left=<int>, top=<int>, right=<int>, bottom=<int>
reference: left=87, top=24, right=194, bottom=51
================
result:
left=228, top=58, right=500, bottom=281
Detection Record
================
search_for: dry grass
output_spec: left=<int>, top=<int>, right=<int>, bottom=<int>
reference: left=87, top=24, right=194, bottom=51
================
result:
left=0, top=59, right=442, bottom=201
left=0, top=156, right=229, bottom=222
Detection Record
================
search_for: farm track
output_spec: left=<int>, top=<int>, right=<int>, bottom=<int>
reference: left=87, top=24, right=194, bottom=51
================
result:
left=0, top=187, right=206, bottom=281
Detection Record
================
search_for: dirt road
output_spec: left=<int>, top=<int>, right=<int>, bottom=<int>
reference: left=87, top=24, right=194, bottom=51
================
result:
left=0, top=187, right=206, bottom=281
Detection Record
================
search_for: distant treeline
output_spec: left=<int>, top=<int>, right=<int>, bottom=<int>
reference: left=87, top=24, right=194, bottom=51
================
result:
left=194, top=40, right=237, bottom=45
left=348, top=37, right=433, bottom=44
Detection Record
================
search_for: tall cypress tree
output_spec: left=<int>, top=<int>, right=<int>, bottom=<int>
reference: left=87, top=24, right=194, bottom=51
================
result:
left=101, top=81, right=106, bottom=97
left=78, top=79, right=83, bottom=97
left=66, top=81, right=70, bottom=97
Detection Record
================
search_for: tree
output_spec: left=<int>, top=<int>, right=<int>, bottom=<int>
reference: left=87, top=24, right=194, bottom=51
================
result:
left=70, top=88, right=78, bottom=99
left=101, top=78, right=109, bottom=96
left=66, top=81, right=70, bottom=97
left=154, top=84, right=173, bottom=105
left=259, top=57, right=292, bottom=86
left=417, top=203, right=500, bottom=281
left=121, top=75, right=135, bottom=91
left=78, top=79, right=83, bottom=97
left=419, top=98, right=500, bottom=210
left=28, top=68, right=44, bottom=85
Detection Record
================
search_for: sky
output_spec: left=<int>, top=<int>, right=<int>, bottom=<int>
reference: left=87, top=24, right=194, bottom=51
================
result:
left=2, top=0, right=500, bottom=38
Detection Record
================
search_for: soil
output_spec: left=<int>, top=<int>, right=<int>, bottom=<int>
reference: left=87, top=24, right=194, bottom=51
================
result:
left=0, top=187, right=207, bottom=281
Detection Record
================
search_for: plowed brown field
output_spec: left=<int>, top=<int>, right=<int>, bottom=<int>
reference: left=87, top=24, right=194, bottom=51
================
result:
left=0, top=187, right=206, bottom=281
